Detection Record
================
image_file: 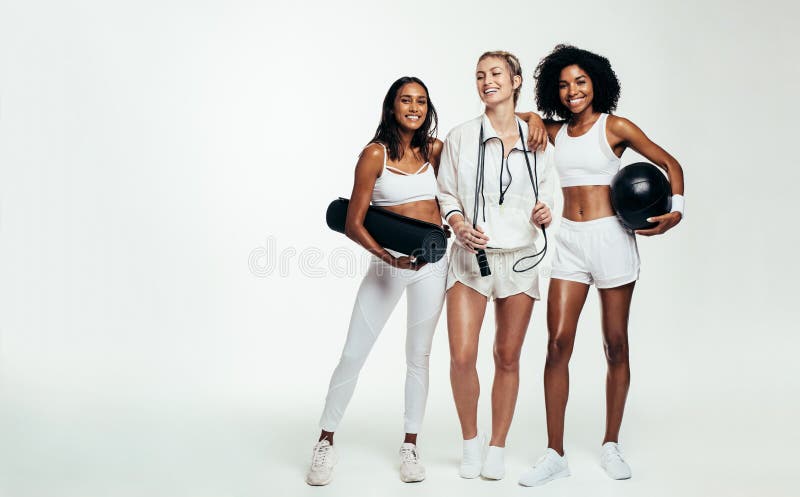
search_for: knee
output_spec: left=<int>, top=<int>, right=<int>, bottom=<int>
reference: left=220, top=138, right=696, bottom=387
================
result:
left=493, top=346, right=520, bottom=373
left=450, top=351, right=477, bottom=374
left=545, top=336, right=573, bottom=368
left=338, top=348, right=368, bottom=373
left=603, top=337, right=629, bottom=365
left=406, top=348, right=431, bottom=371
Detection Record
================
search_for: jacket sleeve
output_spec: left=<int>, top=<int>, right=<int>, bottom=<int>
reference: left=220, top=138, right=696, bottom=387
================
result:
left=536, top=146, right=556, bottom=213
left=437, top=129, right=465, bottom=224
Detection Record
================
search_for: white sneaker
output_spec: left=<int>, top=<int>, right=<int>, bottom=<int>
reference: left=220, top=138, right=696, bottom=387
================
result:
left=305, top=440, right=337, bottom=486
left=600, top=442, right=632, bottom=480
left=399, top=443, right=426, bottom=482
left=459, top=435, right=484, bottom=478
left=481, top=445, right=505, bottom=480
left=518, top=448, right=570, bottom=487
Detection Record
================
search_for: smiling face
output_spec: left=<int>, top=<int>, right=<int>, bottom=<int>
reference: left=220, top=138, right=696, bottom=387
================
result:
left=559, top=64, right=594, bottom=115
left=476, top=56, right=521, bottom=107
left=392, top=82, right=428, bottom=132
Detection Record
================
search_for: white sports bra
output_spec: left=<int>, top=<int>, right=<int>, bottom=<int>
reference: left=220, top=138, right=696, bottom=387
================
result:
left=553, top=113, right=621, bottom=187
left=370, top=143, right=437, bottom=207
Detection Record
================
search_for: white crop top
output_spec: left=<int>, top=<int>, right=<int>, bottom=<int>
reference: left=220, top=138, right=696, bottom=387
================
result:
left=370, top=143, right=437, bottom=207
left=553, top=113, right=621, bottom=187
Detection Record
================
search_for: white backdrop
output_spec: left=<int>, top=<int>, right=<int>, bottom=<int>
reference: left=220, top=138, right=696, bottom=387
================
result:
left=1, top=1, right=798, bottom=496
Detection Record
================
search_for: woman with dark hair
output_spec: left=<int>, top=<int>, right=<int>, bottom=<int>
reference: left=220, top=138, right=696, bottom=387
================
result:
left=517, top=45, right=685, bottom=486
left=306, top=77, right=447, bottom=486
left=437, top=50, right=554, bottom=481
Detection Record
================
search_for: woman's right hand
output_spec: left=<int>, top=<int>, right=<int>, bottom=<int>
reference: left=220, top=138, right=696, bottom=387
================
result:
left=390, top=255, right=426, bottom=271
left=452, top=220, right=489, bottom=254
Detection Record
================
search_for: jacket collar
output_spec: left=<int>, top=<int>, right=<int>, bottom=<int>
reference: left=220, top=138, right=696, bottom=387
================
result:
left=480, top=114, right=528, bottom=152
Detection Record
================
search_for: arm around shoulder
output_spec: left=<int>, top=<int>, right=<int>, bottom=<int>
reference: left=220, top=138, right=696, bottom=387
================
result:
left=544, top=121, right=562, bottom=145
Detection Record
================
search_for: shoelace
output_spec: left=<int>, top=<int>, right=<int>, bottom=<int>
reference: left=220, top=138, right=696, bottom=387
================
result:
left=534, top=452, right=561, bottom=472
left=602, top=447, right=625, bottom=464
left=312, top=444, right=331, bottom=468
left=400, top=447, right=419, bottom=464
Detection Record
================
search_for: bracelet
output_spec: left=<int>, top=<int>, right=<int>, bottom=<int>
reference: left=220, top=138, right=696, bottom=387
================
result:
left=670, top=194, right=685, bottom=218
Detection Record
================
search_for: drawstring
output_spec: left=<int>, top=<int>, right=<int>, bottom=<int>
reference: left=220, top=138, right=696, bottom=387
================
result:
left=473, top=120, right=548, bottom=273
left=491, top=136, right=509, bottom=205
left=513, top=121, right=547, bottom=273
left=500, top=155, right=512, bottom=205
left=474, top=126, right=490, bottom=224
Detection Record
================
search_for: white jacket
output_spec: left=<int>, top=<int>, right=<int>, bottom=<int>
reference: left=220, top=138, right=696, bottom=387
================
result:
left=437, top=114, right=555, bottom=250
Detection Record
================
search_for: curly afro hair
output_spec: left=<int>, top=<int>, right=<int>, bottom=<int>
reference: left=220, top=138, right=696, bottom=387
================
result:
left=534, top=44, right=621, bottom=120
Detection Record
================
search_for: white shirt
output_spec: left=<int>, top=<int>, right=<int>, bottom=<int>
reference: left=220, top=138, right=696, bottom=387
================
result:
left=437, top=114, right=555, bottom=250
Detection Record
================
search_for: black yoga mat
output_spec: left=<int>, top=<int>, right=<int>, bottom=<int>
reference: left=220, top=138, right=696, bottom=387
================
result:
left=326, top=198, right=447, bottom=263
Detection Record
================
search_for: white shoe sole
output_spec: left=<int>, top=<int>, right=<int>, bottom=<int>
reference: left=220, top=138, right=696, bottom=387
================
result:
left=305, top=475, right=332, bottom=486
left=601, top=462, right=632, bottom=480
left=602, top=469, right=632, bottom=480
left=459, top=466, right=481, bottom=479
left=518, top=468, right=571, bottom=487
left=400, top=473, right=426, bottom=483
left=480, top=467, right=505, bottom=480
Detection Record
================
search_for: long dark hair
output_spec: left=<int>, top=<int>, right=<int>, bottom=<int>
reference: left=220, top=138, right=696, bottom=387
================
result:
left=370, top=76, right=438, bottom=162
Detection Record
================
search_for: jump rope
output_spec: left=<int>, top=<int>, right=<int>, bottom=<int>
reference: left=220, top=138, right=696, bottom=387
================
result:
left=472, top=121, right=547, bottom=276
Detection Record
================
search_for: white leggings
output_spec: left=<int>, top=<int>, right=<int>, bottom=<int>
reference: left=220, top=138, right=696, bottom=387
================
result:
left=319, top=254, right=447, bottom=434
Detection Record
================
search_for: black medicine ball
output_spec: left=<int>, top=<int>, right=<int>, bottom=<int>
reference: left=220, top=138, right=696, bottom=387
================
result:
left=610, top=162, right=671, bottom=231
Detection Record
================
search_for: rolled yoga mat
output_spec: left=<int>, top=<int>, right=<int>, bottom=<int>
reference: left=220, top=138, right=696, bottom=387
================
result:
left=326, top=198, right=447, bottom=263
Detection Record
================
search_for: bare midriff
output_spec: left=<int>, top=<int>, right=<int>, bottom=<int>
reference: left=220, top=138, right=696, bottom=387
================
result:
left=382, top=199, right=442, bottom=226
left=562, top=185, right=616, bottom=222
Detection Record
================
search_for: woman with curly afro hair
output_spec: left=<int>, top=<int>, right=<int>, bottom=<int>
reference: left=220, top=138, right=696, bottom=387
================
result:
left=517, top=45, right=685, bottom=486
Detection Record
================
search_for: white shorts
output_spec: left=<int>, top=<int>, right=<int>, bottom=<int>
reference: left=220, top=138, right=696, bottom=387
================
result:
left=447, top=244, right=542, bottom=300
left=550, top=216, right=640, bottom=289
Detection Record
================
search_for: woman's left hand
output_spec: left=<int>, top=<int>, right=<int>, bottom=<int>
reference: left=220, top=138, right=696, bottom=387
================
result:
left=531, top=201, right=552, bottom=228
left=635, top=212, right=682, bottom=236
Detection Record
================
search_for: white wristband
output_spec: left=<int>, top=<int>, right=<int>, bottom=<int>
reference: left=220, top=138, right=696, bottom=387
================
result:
left=670, top=194, right=685, bottom=218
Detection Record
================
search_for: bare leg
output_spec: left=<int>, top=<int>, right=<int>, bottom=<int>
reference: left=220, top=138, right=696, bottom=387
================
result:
left=489, top=292, right=534, bottom=447
left=544, top=279, right=590, bottom=455
left=597, top=282, right=635, bottom=445
left=447, top=282, right=488, bottom=440
left=318, top=430, right=334, bottom=444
